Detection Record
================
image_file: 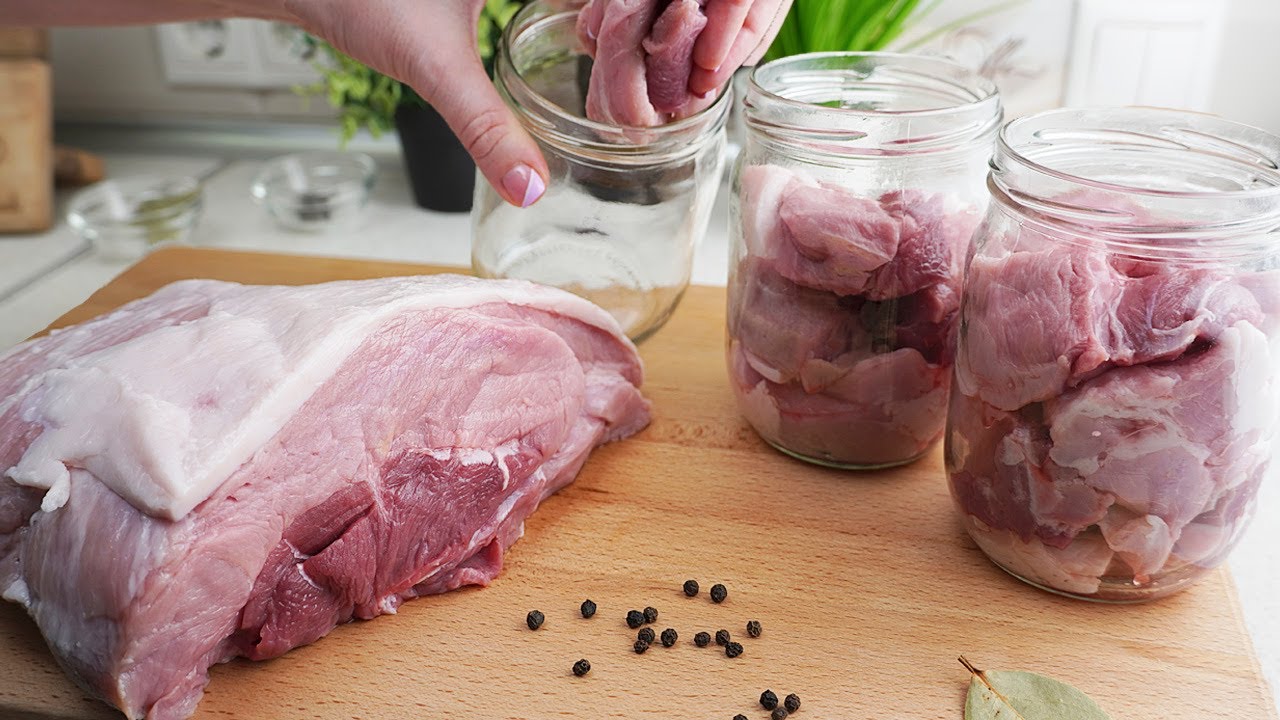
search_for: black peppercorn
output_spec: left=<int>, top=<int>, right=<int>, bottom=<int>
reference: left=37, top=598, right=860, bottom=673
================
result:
left=634, top=638, right=651, bottom=654
left=771, top=708, right=788, bottom=720
left=760, top=690, right=779, bottom=710
left=683, top=579, right=700, bottom=597
left=784, top=694, right=800, bottom=713
left=572, top=659, right=591, bottom=677
left=626, top=610, right=645, bottom=629
left=526, top=610, right=545, bottom=631
left=643, top=606, right=658, bottom=624
left=746, top=620, right=762, bottom=638
left=580, top=599, right=597, bottom=619
left=638, top=627, right=656, bottom=645
left=660, top=628, right=678, bottom=647
left=725, top=641, right=743, bottom=658
left=715, top=629, right=730, bottom=646
left=734, top=716, right=748, bottom=720
left=710, top=583, right=728, bottom=603
left=694, top=631, right=711, bottom=647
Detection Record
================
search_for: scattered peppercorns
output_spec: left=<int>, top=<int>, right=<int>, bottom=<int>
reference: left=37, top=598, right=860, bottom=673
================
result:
left=638, top=627, right=656, bottom=645
left=784, top=694, right=801, bottom=713
left=694, top=631, right=711, bottom=648
left=660, top=628, right=678, bottom=647
left=683, top=579, right=700, bottom=597
left=715, top=629, right=731, bottom=646
left=580, top=599, right=597, bottom=619
left=634, top=638, right=651, bottom=654
left=710, top=583, right=728, bottom=603
left=626, top=610, right=645, bottom=629
left=725, top=641, right=743, bottom=658
left=643, top=606, right=659, bottom=624
left=746, top=620, right=762, bottom=638
left=572, top=659, right=591, bottom=677
left=733, top=715, right=748, bottom=720
left=526, top=610, right=545, bottom=631
left=771, top=707, right=789, bottom=720
left=760, top=690, right=779, bottom=710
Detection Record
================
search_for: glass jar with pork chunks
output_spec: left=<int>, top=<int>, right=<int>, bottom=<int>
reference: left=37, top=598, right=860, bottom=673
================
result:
left=473, top=0, right=729, bottom=342
left=947, top=107, right=1280, bottom=602
left=727, top=52, right=1001, bottom=469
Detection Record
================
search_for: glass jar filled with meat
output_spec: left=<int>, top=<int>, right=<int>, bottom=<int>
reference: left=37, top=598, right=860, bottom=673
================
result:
left=473, top=0, right=729, bottom=342
left=727, top=52, right=1001, bottom=468
left=947, top=107, right=1280, bottom=602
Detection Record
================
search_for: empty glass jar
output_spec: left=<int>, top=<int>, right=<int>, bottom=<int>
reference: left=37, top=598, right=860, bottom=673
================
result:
left=472, top=0, right=729, bottom=342
left=947, top=107, right=1280, bottom=602
left=727, top=52, right=1001, bottom=468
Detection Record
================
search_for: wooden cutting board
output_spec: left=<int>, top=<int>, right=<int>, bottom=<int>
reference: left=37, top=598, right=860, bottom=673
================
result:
left=0, top=247, right=1274, bottom=720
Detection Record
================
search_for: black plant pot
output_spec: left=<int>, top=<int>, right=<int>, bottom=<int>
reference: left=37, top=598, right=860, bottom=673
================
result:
left=394, top=103, right=476, bottom=213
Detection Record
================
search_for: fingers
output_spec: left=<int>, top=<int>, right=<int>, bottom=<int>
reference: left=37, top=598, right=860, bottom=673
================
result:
left=691, top=0, right=752, bottom=74
left=688, top=0, right=790, bottom=95
left=414, top=58, right=549, bottom=208
left=576, top=0, right=606, bottom=55
left=288, top=0, right=548, bottom=208
left=741, top=0, right=791, bottom=65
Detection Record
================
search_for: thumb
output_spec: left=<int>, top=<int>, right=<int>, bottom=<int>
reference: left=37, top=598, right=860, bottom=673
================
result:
left=409, top=53, right=548, bottom=208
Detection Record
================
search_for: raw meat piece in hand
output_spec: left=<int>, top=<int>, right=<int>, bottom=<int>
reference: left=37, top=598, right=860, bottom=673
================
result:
left=579, top=0, right=737, bottom=126
left=643, top=0, right=711, bottom=115
left=0, top=275, right=650, bottom=720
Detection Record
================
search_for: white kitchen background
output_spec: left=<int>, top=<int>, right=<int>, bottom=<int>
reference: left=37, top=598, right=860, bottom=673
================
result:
left=46, top=0, right=1280, bottom=134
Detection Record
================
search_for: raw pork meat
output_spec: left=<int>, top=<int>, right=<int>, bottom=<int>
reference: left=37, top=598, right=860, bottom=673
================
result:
left=948, top=228, right=1279, bottom=599
left=578, top=0, right=717, bottom=126
left=727, top=164, right=979, bottom=465
left=0, top=275, right=650, bottom=719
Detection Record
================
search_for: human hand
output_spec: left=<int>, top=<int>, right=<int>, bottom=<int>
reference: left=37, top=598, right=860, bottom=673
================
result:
left=576, top=0, right=794, bottom=111
left=688, top=0, right=793, bottom=96
left=284, top=0, right=548, bottom=207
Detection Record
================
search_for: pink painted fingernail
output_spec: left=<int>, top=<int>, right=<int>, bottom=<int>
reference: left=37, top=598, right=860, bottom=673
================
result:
left=502, top=164, right=545, bottom=208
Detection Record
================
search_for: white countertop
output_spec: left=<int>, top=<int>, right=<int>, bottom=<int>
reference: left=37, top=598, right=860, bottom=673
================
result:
left=1, top=140, right=1276, bottom=709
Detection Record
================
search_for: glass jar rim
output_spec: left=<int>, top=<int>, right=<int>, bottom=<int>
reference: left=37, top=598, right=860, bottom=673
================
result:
left=998, top=106, right=1280, bottom=201
left=743, top=51, right=1001, bottom=156
left=499, top=0, right=731, bottom=156
left=988, top=107, right=1280, bottom=262
left=748, top=51, right=1000, bottom=118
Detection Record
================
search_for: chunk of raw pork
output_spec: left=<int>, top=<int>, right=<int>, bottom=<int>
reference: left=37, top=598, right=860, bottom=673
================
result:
left=579, top=0, right=716, bottom=125
left=948, top=224, right=1278, bottom=598
left=728, top=163, right=978, bottom=465
left=0, top=275, right=651, bottom=720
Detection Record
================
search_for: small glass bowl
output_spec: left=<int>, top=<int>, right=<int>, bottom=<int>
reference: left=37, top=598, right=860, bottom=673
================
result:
left=251, top=151, right=377, bottom=231
left=67, top=176, right=203, bottom=260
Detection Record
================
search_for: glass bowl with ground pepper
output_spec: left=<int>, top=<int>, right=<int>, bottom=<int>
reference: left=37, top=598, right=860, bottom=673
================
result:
left=251, top=151, right=376, bottom=232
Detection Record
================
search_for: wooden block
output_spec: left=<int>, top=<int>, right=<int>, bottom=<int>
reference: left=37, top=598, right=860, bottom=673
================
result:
left=0, top=59, right=52, bottom=233
left=0, top=28, right=47, bottom=59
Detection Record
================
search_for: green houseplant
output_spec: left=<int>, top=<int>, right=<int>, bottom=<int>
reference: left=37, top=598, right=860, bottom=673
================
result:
left=299, top=0, right=524, bottom=212
left=763, top=0, right=1021, bottom=60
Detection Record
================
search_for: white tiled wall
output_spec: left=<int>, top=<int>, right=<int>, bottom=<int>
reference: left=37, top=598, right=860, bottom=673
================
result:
left=50, top=26, right=333, bottom=124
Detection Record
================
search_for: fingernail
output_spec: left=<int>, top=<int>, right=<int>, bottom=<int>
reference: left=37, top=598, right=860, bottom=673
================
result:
left=502, top=164, right=545, bottom=208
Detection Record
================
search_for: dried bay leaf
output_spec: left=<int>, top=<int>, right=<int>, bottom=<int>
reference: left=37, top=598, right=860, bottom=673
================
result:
left=960, top=657, right=1113, bottom=720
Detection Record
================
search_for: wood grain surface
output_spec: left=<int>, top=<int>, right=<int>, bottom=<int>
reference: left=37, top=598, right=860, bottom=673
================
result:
left=0, top=57, right=52, bottom=233
left=0, top=247, right=1274, bottom=720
